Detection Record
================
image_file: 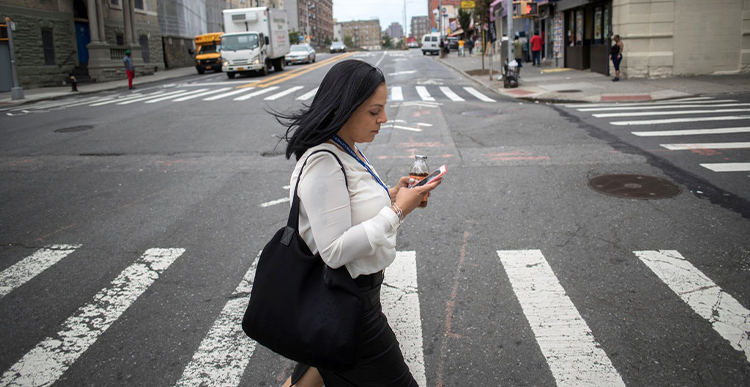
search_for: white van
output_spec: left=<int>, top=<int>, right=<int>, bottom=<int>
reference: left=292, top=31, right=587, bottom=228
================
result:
left=421, top=33, right=440, bottom=55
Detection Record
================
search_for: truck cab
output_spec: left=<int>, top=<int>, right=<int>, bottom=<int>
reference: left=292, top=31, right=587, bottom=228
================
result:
left=221, top=7, right=290, bottom=78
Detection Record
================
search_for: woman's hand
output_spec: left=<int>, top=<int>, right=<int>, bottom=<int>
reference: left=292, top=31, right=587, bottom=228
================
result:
left=388, top=176, right=416, bottom=200
left=393, top=177, right=442, bottom=218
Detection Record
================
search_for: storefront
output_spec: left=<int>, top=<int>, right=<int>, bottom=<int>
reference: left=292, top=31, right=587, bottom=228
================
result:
left=557, top=0, right=612, bottom=75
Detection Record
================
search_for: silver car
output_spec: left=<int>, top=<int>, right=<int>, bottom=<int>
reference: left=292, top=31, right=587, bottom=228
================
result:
left=285, top=44, right=316, bottom=65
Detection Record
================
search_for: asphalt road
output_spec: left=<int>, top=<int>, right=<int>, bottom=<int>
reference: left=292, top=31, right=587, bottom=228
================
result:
left=1, top=49, right=749, bottom=387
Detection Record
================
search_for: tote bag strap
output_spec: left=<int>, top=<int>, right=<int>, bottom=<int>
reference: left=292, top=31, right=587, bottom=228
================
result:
left=285, top=149, right=348, bottom=238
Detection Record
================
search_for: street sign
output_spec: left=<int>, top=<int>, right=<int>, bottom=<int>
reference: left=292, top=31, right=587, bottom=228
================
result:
left=461, top=1, right=476, bottom=8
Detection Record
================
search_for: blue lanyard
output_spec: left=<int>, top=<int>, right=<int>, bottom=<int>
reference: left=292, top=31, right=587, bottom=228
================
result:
left=331, top=135, right=390, bottom=196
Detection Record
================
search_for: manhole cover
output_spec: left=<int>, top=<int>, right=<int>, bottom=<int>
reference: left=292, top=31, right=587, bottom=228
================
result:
left=55, top=125, right=93, bottom=133
left=557, top=89, right=582, bottom=93
left=588, top=174, right=680, bottom=199
left=461, top=110, right=502, bottom=117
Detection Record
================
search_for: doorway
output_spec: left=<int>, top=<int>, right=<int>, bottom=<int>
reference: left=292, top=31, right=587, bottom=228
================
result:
left=73, top=0, right=90, bottom=64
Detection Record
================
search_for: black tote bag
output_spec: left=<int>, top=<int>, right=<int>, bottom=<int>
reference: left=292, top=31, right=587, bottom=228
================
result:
left=242, top=149, right=364, bottom=372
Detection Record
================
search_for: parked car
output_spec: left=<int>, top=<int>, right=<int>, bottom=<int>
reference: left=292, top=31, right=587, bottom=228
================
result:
left=330, top=41, right=347, bottom=53
left=407, top=41, right=419, bottom=48
left=285, top=44, right=316, bottom=65
left=421, top=33, right=440, bottom=55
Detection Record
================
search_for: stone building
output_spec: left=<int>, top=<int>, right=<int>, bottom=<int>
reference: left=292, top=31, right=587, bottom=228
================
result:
left=385, top=22, right=403, bottom=40
left=289, top=0, right=333, bottom=46
left=411, top=15, right=430, bottom=42
left=340, top=19, right=381, bottom=51
left=0, top=0, right=164, bottom=89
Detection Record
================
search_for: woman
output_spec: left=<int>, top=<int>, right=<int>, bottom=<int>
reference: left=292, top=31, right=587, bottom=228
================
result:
left=274, top=60, right=441, bottom=386
left=611, top=34, right=624, bottom=82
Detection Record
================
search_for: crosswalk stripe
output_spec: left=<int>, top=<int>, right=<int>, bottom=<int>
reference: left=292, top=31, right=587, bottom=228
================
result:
left=234, top=86, right=279, bottom=101
left=117, top=90, right=186, bottom=105
left=463, top=87, right=496, bottom=102
left=382, top=251, right=427, bottom=387
left=660, top=142, right=750, bottom=150
left=265, top=85, right=305, bottom=100
left=415, top=86, right=435, bottom=101
left=631, top=127, right=750, bottom=137
left=594, top=108, right=750, bottom=118
left=564, top=97, right=725, bottom=108
left=89, top=91, right=165, bottom=106
left=634, top=251, right=750, bottom=363
left=0, top=244, right=81, bottom=299
left=146, top=89, right=209, bottom=103
left=611, top=115, right=750, bottom=126
left=173, top=87, right=232, bottom=101
left=204, top=88, right=255, bottom=101
left=296, top=87, right=318, bottom=101
left=497, top=250, right=625, bottom=387
left=579, top=102, right=750, bottom=112
left=440, top=86, right=465, bottom=101
left=175, top=252, right=260, bottom=387
left=390, top=86, right=404, bottom=101
left=0, top=248, right=185, bottom=387
left=699, top=162, right=750, bottom=172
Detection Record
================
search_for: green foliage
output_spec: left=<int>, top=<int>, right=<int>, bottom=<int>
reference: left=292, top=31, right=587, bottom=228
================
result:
left=458, top=8, right=472, bottom=37
left=344, top=36, right=354, bottom=47
left=324, top=36, right=332, bottom=46
left=289, top=31, right=300, bottom=44
left=383, top=35, right=393, bottom=48
left=474, top=0, right=493, bottom=25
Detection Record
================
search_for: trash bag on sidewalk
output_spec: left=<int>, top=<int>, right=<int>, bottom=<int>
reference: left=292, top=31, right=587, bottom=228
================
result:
left=504, top=60, right=519, bottom=89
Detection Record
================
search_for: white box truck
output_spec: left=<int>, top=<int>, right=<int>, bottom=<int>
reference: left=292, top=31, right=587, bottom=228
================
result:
left=221, top=7, right=290, bottom=78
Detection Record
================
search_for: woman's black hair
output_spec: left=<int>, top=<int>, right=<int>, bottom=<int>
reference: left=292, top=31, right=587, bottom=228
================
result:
left=272, top=59, right=386, bottom=160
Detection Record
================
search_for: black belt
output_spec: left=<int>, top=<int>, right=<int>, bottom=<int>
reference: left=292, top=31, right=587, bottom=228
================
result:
left=353, top=270, right=384, bottom=289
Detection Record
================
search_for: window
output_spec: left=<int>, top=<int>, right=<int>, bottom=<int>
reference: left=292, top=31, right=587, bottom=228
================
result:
left=139, top=35, right=150, bottom=62
left=42, top=29, right=55, bottom=65
left=116, top=33, right=124, bottom=45
left=109, top=0, right=121, bottom=8
left=134, top=0, right=144, bottom=10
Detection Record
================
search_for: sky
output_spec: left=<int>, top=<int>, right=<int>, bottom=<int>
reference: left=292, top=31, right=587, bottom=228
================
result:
left=333, top=0, right=431, bottom=36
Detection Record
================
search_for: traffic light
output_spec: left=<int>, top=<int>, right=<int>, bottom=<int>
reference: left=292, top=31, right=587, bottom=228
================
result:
left=512, top=1, right=538, bottom=18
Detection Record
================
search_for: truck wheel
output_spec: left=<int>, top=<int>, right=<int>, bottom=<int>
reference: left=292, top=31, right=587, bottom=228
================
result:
left=273, top=58, right=284, bottom=72
left=227, top=72, right=236, bottom=79
left=197, top=67, right=205, bottom=74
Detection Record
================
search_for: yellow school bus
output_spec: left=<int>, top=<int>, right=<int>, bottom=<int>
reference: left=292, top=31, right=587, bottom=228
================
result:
left=194, top=32, right=224, bottom=74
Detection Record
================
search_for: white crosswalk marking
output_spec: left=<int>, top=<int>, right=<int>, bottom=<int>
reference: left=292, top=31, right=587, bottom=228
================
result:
left=0, top=244, right=81, bottom=299
left=89, top=91, right=165, bottom=106
left=579, top=102, right=750, bottom=112
left=234, top=86, right=279, bottom=101
left=173, top=87, right=232, bottom=101
left=204, top=88, right=255, bottom=101
left=296, top=87, right=318, bottom=101
left=631, top=127, right=750, bottom=137
left=382, top=251, right=427, bottom=387
left=594, top=108, right=750, bottom=118
left=265, top=85, right=305, bottom=100
left=699, top=162, right=750, bottom=172
left=415, top=86, right=435, bottom=101
left=611, top=115, right=750, bottom=126
left=175, top=253, right=260, bottom=387
left=439, top=86, right=465, bottom=101
left=659, top=142, right=750, bottom=150
left=146, top=89, right=209, bottom=103
left=463, top=87, right=496, bottom=102
left=634, top=251, right=750, bottom=363
left=0, top=248, right=185, bottom=387
left=117, top=90, right=187, bottom=105
left=497, top=250, right=626, bottom=387
left=390, top=86, right=404, bottom=101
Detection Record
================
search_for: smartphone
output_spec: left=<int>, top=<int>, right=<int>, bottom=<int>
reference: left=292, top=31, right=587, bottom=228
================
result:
left=412, top=165, right=447, bottom=187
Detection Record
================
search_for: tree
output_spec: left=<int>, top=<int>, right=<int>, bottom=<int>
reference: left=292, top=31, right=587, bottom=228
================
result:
left=458, top=8, right=472, bottom=38
left=289, top=31, right=300, bottom=44
left=324, top=36, right=332, bottom=46
left=344, top=36, right=354, bottom=47
left=473, top=0, right=493, bottom=70
left=383, top=35, right=393, bottom=48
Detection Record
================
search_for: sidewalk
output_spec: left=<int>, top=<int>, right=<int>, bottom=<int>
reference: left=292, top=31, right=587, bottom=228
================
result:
left=0, top=66, right=196, bottom=107
left=439, top=50, right=750, bottom=103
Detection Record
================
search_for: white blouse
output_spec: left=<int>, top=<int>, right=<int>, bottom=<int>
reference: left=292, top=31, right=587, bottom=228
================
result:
left=289, top=143, right=400, bottom=278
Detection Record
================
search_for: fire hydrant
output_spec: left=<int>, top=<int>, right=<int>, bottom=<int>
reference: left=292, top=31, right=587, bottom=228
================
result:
left=69, top=75, right=78, bottom=92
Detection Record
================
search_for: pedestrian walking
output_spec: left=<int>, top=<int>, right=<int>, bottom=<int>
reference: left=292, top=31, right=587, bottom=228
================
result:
left=272, top=59, right=442, bottom=387
left=467, top=35, right=474, bottom=56
left=123, top=50, right=135, bottom=90
left=611, top=34, right=624, bottom=81
left=458, top=38, right=465, bottom=57
left=530, top=32, right=542, bottom=66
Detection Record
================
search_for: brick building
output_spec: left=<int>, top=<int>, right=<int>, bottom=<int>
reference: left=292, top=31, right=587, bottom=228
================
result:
left=411, top=15, right=430, bottom=42
left=340, top=19, right=381, bottom=51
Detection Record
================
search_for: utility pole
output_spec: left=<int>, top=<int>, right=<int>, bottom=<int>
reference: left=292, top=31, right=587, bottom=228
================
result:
left=4, top=16, right=24, bottom=100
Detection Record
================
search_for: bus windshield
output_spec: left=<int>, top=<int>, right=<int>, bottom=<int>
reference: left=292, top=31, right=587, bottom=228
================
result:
left=198, top=44, right=221, bottom=55
left=221, top=34, right=259, bottom=51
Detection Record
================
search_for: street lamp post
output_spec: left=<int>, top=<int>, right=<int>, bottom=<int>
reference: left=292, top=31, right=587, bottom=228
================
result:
left=4, top=16, right=24, bottom=100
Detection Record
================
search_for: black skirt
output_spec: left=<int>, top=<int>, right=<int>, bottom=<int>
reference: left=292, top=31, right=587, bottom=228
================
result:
left=292, top=272, right=418, bottom=387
